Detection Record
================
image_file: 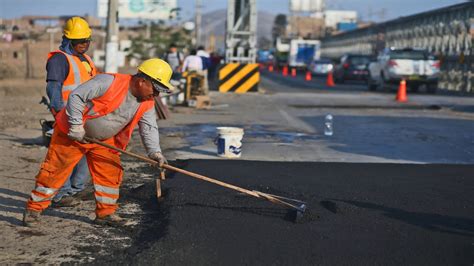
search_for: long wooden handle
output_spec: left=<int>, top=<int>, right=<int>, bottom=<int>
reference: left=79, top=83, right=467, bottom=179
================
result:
left=83, top=137, right=260, bottom=197
left=83, top=137, right=302, bottom=210
left=84, top=137, right=159, bottom=165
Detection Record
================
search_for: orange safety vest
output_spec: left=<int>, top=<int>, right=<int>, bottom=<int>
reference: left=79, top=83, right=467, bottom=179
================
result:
left=55, top=73, right=155, bottom=150
left=47, top=50, right=97, bottom=101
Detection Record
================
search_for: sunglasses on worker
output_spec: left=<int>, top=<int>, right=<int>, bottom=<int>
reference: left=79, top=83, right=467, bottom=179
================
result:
left=137, top=72, right=170, bottom=94
left=71, top=38, right=92, bottom=45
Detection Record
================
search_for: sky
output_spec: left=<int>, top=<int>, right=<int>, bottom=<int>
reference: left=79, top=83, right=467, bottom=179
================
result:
left=0, top=0, right=468, bottom=23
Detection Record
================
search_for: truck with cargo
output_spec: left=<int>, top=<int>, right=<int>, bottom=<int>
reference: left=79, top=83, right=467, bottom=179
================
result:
left=288, top=39, right=321, bottom=69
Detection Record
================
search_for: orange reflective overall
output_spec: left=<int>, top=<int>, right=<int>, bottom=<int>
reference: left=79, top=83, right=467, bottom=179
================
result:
left=27, top=74, right=154, bottom=217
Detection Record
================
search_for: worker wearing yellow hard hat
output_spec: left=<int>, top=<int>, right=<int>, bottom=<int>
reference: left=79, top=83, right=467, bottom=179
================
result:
left=63, top=16, right=92, bottom=39
left=24, top=58, right=173, bottom=227
left=137, top=58, right=174, bottom=94
left=45, top=16, right=96, bottom=208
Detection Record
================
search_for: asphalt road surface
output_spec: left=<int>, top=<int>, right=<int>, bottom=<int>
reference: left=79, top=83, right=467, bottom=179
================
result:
left=260, top=69, right=369, bottom=93
left=94, top=160, right=474, bottom=265
left=87, top=71, right=474, bottom=264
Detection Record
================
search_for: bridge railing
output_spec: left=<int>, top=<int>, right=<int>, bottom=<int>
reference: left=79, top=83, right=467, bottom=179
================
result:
left=321, top=3, right=474, bottom=93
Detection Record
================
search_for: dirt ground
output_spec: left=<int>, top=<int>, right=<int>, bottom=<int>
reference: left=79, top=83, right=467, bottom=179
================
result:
left=0, top=78, right=180, bottom=264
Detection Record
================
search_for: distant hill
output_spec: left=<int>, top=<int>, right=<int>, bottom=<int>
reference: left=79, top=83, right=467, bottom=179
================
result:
left=199, top=9, right=275, bottom=51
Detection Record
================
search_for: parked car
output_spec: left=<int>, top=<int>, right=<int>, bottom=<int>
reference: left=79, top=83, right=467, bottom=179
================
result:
left=308, top=59, right=334, bottom=75
left=334, top=54, right=371, bottom=83
left=367, top=48, right=440, bottom=93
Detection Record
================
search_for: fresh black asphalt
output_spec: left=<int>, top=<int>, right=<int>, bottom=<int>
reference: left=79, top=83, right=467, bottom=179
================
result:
left=94, top=160, right=474, bottom=265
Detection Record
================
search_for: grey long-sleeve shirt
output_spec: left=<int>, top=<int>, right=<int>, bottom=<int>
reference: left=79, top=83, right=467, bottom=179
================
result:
left=66, top=74, right=161, bottom=155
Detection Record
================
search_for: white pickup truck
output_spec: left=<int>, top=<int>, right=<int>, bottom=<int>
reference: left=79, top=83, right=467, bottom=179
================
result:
left=367, top=48, right=440, bottom=93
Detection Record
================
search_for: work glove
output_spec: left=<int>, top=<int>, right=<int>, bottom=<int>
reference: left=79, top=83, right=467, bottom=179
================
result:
left=149, top=152, right=168, bottom=168
left=67, top=124, right=86, bottom=143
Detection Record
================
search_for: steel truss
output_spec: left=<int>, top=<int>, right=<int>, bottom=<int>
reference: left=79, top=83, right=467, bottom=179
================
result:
left=321, top=3, right=474, bottom=93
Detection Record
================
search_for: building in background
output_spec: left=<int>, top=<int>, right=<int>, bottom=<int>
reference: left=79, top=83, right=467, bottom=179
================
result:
left=288, top=16, right=325, bottom=39
left=322, top=10, right=358, bottom=32
left=288, top=0, right=325, bottom=38
left=0, top=15, right=143, bottom=79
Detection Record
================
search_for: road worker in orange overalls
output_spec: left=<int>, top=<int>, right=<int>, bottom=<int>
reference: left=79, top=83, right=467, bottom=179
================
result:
left=24, top=58, right=172, bottom=227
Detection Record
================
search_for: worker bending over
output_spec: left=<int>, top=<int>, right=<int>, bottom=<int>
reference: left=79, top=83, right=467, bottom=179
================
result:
left=24, top=59, right=172, bottom=227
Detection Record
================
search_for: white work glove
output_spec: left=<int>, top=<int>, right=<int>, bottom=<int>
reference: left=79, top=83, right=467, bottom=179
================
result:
left=149, top=152, right=167, bottom=167
left=67, top=124, right=86, bottom=142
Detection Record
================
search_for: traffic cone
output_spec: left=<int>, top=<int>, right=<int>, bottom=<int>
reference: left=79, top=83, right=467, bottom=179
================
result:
left=268, top=64, right=273, bottom=72
left=305, top=71, right=312, bottom=81
left=282, top=65, right=288, bottom=76
left=326, top=71, right=335, bottom=87
left=396, top=79, right=408, bottom=102
left=291, top=68, right=296, bottom=77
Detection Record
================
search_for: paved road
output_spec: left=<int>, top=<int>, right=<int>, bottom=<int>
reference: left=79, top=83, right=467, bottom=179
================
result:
left=87, top=71, right=474, bottom=264
left=95, top=160, right=474, bottom=265
left=157, top=72, right=474, bottom=164
left=260, top=69, right=369, bottom=93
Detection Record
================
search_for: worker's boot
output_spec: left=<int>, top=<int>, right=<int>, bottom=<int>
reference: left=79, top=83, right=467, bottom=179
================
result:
left=51, top=196, right=81, bottom=208
left=94, top=213, right=132, bottom=227
left=22, top=209, right=41, bottom=227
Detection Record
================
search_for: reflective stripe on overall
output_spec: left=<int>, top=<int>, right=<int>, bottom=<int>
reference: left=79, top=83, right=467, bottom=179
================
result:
left=28, top=74, right=154, bottom=217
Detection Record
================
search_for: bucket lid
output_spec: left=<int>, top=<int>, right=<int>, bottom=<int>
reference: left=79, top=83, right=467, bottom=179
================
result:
left=217, top=127, right=244, bottom=135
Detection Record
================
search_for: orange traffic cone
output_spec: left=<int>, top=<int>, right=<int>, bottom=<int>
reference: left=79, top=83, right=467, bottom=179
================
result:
left=305, top=71, right=312, bottom=81
left=282, top=65, right=288, bottom=76
left=291, top=68, right=296, bottom=77
left=396, top=79, right=408, bottom=102
left=326, top=71, right=335, bottom=87
left=268, top=65, right=274, bottom=72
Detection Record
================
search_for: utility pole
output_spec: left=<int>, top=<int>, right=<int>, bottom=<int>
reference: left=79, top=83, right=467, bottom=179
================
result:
left=24, top=41, right=31, bottom=79
left=195, top=0, right=201, bottom=46
left=105, top=0, right=119, bottom=72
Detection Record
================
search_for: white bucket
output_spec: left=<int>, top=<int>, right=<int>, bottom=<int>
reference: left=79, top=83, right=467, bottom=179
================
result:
left=215, top=127, right=244, bottom=158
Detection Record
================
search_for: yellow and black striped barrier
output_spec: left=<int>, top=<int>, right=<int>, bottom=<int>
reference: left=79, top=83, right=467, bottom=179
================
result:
left=218, top=63, right=260, bottom=93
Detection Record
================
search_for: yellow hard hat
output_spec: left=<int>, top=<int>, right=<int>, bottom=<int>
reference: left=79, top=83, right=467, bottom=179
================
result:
left=138, top=58, right=174, bottom=93
left=63, top=17, right=92, bottom=39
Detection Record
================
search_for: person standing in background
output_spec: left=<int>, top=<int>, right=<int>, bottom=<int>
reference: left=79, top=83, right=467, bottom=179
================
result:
left=162, top=43, right=184, bottom=81
left=197, top=46, right=210, bottom=94
left=182, top=49, right=203, bottom=72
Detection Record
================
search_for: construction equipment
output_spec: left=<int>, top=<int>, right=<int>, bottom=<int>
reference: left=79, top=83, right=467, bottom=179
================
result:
left=84, top=137, right=307, bottom=221
left=182, top=71, right=210, bottom=108
left=221, top=0, right=261, bottom=93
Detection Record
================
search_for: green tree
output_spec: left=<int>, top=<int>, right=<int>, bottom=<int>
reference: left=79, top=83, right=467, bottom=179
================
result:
left=128, top=23, right=192, bottom=61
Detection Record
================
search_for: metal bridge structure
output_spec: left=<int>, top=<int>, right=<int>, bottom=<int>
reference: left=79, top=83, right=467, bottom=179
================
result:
left=320, top=2, right=474, bottom=93
left=225, top=0, right=257, bottom=63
